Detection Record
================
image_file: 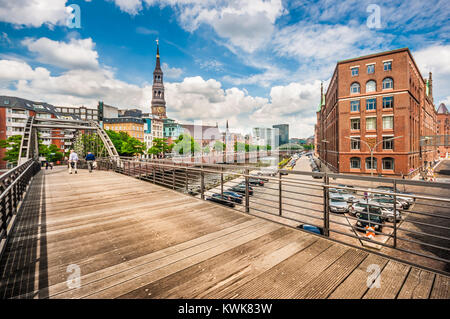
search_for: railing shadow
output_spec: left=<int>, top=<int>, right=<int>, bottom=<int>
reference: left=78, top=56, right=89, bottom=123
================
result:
left=0, top=171, right=48, bottom=299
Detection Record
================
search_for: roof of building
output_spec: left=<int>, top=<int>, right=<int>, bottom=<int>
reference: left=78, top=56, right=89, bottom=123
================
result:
left=437, top=103, right=449, bottom=114
left=0, top=95, right=60, bottom=116
left=103, top=117, right=144, bottom=124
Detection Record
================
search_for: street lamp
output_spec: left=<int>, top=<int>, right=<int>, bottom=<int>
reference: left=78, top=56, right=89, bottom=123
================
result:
left=321, top=139, right=329, bottom=169
left=345, top=136, right=403, bottom=177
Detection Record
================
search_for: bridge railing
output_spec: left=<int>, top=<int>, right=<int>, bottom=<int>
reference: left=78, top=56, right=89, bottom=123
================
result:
left=96, top=158, right=450, bottom=274
left=0, top=159, right=41, bottom=259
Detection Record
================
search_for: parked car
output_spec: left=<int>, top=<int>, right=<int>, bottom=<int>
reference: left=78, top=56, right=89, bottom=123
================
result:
left=329, top=196, right=349, bottom=213
left=337, top=184, right=357, bottom=194
left=296, top=224, right=324, bottom=235
left=329, top=188, right=356, bottom=202
left=355, top=210, right=384, bottom=232
left=373, top=193, right=410, bottom=209
left=248, top=178, right=265, bottom=186
left=371, top=196, right=405, bottom=210
left=222, top=191, right=243, bottom=204
left=350, top=200, right=401, bottom=222
left=207, top=193, right=235, bottom=207
left=249, top=172, right=269, bottom=182
left=375, top=186, right=415, bottom=206
left=228, top=185, right=254, bottom=196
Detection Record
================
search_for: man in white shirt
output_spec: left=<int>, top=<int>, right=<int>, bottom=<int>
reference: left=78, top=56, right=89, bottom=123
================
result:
left=68, top=150, right=79, bottom=174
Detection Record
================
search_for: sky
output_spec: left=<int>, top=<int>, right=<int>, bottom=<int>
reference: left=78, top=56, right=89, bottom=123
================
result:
left=0, top=0, right=449, bottom=138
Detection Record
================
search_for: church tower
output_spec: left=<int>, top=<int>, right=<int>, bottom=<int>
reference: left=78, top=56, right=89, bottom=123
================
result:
left=151, top=39, right=167, bottom=118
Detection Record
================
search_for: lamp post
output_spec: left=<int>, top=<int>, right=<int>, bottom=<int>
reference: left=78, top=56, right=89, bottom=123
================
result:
left=345, top=136, right=403, bottom=177
left=321, top=139, right=329, bottom=170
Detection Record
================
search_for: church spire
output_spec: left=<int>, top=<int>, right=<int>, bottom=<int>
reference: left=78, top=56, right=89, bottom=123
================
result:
left=151, top=38, right=166, bottom=118
left=155, top=39, right=161, bottom=70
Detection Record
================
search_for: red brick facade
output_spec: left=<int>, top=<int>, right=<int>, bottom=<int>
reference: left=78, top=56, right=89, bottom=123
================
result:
left=436, top=103, right=449, bottom=158
left=315, top=48, right=438, bottom=177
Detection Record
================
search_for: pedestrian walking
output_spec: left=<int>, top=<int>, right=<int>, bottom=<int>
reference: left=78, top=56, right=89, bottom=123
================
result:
left=45, top=160, right=49, bottom=170
left=85, top=152, right=96, bottom=173
left=68, top=150, right=79, bottom=174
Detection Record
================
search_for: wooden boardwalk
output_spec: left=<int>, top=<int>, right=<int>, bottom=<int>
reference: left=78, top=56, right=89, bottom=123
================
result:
left=0, top=168, right=448, bottom=299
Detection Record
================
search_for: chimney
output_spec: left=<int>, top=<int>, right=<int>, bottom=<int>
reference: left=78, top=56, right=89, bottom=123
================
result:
left=428, top=72, right=433, bottom=101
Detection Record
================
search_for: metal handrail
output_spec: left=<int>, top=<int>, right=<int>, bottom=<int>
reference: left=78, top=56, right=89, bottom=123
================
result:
left=96, top=158, right=450, bottom=273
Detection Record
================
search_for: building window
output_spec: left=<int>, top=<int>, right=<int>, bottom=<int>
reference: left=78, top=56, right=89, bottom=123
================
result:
left=383, top=96, right=393, bottom=109
left=366, top=98, right=376, bottom=111
left=383, top=116, right=394, bottom=130
left=365, top=157, right=377, bottom=170
left=367, top=64, right=375, bottom=74
left=383, top=136, right=394, bottom=149
left=351, top=118, right=360, bottom=130
left=351, top=137, right=360, bottom=150
left=382, top=77, right=394, bottom=89
left=350, top=100, right=360, bottom=112
left=351, top=67, right=359, bottom=76
left=366, top=117, right=377, bottom=130
left=350, top=157, right=361, bottom=169
left=366, top=80, right=376, bottom=93
left=350, top=82, right=360, bottom=94
left=382, top=157, right=394, bottom=170
left=384, top=61, right=392, bottom=71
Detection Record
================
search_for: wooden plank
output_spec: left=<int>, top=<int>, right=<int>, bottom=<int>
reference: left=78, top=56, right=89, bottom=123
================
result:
left=430, top=274, right=450, bottom=299
left=294, top=248, right=368, bottom=299
left=362, top=260, right=410, bottom=299
left=328, top=254, right=389, bottom=299
left=222, top=240, right=341, bottom=299
left=81, top=223, right=281, bottom=299
left=49, top=220, right=274, bottom=298
left=117, top=228, right=316, bottom=298
left=397, top=267, right=435, bottom=299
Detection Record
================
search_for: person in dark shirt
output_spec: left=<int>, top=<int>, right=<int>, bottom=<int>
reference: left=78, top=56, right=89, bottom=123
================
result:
left=85, top=152, right=96, bottom=173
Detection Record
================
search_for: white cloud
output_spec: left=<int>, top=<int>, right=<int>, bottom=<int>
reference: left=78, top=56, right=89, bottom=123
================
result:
left=0, top=0, right=70, bottom=27
left=22, top=37, right=99, bottom=70
left=162, top=62, right=183, bottom=79
left=414, top=44, right=450, bottom=107
left=114, top=0, right=143, bottom=15
left=114, top=0, right=286, bottom=53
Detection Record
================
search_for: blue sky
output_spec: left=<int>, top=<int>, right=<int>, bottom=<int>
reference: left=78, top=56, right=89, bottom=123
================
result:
left=0, top=0, right=449, bottom=137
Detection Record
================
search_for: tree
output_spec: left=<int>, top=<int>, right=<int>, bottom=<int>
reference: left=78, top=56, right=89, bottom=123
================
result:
left=148, top=138, right=172, bottom=158
left=203, top=146, right=211, bottom=154
left=0, top=135, right=22, bottom=164
left=213, top=141, right=226, bottom=152
left=39, top=144, right=64, bottom=162
left=172, top=134, right=201, bottom=156
left=105, top=130, right=146, bottom=156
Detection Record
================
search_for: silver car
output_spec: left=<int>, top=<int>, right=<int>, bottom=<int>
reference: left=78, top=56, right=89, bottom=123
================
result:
left=329, top=196, right=349, bottom=213
left=351, top=200, right=401, bottom=222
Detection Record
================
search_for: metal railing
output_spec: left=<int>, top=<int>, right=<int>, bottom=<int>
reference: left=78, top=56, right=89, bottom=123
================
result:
left=0, top=159, right=41, bottom=259
left=96, top=157, right=450, bottom=274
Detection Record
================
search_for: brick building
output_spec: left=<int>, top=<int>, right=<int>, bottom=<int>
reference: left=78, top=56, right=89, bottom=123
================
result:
left=315, top=48, right=437, bottom=177
left=436, top=103, right=449, bottom=158
left=103, top=117, right=145, bottom=142
left=0, top=96, right=78, bottom=169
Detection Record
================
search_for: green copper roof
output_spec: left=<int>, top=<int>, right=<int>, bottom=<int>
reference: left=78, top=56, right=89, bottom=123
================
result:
left=426, top=79, right=429, bottom=96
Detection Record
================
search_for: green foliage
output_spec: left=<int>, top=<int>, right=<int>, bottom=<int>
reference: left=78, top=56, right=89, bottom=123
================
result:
left=213, top=141, right=226, bottom=152
left=106, top=130, right=146, bottom=156
left=303, top=144, right=314, bottom=150
left=0, top=135, right=22, bottom=164
left=203, top=146, right=210, bottom=154
left=39, top=144, right=64, bottom=162
left=172, top=133, right=201, bottom=155
left=279, top=143, right=304, bottom=150
left=148, top=138, right=172, bottom=157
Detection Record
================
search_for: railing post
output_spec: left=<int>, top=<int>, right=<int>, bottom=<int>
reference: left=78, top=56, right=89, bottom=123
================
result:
left=185, top=166, right=188, bottom=193
left=139, top=162, right=142, bottom=179
left=153, top=165, right=156, bottom=184
left=1, top=190, right=6, bottom=237
left=278, top=171, right=282, bottom=216
left=221, top=166, right=224, bottom=196
left=393, top=179, right=397, bottom=248
left=172, top=166, right=175, bottom=190
left=245, top=168, right=249, bottom=213
left=323, top=174, right=330, bottom=237
left=201, top=170, right=205, bottom=200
